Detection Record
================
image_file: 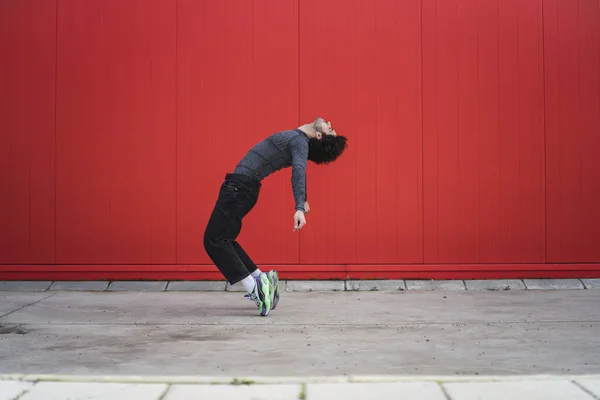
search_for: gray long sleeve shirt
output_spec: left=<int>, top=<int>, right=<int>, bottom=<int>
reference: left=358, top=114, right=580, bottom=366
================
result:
left=233, top=129, right=309, bottom=212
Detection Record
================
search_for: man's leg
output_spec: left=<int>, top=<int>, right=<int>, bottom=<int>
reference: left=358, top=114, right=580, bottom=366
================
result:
left=203, top=203, right=249, bottom=286
left=233, top=242, right=279, bottom=310
left=232, top=242, right=259, bottom=276
left=203, top=175, right=272, bottom=315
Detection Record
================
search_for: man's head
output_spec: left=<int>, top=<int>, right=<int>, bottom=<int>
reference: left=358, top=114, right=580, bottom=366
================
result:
left=307, top=116, right=348, bottom=164
left=312, top=116, right=333, bottom=138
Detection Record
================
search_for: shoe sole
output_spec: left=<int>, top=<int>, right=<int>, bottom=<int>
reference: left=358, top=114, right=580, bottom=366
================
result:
left=258, top=273, right=271, bottom=316
left=269, top=270, right=280, bottom=310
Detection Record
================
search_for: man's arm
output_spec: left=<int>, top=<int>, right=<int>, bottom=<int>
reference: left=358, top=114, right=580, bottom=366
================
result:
left=290, top=137, right=309, bottom=212
left=304, top=177, right=310, bottom=213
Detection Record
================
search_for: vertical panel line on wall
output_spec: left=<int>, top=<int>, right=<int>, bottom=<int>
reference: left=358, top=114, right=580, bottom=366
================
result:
left=175, top=0, right=179, bottom=264
left=54, top=0, right=59, bottom=264
left=542, top=0, right=547, bottom=263
left=353, top=2, right=357, bottom=269
left=476, top=0, right=481, bottom=260
left=420, top=0, right=425, bottom=264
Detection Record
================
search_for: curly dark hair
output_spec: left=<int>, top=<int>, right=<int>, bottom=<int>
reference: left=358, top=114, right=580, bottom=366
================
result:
left=307, top=135, right=348, bottom=164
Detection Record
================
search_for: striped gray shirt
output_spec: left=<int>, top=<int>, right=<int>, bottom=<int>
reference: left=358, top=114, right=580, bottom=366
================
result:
left=233, top=129, right=309, bottom=212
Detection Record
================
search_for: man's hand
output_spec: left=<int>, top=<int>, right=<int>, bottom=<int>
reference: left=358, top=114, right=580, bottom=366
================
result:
left=304, top=201, right=310, bottom=213
left=293, top=210, right=306, bottom=231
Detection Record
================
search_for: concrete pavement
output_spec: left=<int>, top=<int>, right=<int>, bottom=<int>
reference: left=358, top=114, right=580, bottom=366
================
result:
left=1, top=289, right=599, bottom=376
left=1, top=287, right=600, bottom=398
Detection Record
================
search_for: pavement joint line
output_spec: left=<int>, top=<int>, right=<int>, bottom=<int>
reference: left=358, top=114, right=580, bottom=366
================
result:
left=2, top=374, right=600, bottom=385
left=6, top=319, right=599, bottom=327
left=156, top=384, right=171, bottom=400
left=0, top=292, right=58, bottom=319
left=573, top=380, right=600, bottom=400
left=438, top=382, right=453, bottom=400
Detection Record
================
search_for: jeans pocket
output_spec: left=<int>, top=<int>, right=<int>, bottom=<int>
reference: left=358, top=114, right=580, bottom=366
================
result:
left=224, top=178, right=254, bottom=193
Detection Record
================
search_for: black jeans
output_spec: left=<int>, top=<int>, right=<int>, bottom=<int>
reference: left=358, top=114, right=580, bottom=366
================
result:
left=203, top=173, right=261, bottom=285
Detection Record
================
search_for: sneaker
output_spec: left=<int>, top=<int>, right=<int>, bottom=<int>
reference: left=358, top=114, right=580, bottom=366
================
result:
left=268, top=270, right=280, bottom=310
left=243, top=273, right=272, bottom=316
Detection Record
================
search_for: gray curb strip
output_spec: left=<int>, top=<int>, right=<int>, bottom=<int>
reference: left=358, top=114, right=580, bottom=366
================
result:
left=0, top=278, right=598, bottom=292
left=1, top=373, right=600, bottom=384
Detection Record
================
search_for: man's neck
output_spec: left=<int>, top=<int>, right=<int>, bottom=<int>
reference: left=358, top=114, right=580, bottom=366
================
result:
left=297, top=123, right=317, bottom=138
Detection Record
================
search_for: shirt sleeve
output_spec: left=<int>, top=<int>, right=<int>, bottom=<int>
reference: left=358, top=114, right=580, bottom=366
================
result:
left=289, top=136, right=309, bottom=212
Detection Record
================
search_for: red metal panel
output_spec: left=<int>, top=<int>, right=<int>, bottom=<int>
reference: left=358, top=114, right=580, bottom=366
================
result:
left=298, top=0, right=423, bottom=265
left=1, top=264, right=599, bottom=281
left=177, top=0, right=299, bottom=265
left=0, top=264, right=347, bottom=281
left=498, top=0, right=546, bottom=262
left=55, top=0, right=177, bottom=264
left=345, top=264, right=600, bottom=280
left=422, top=0, right=545, bottom=263
left=297, top=0, right=357, bottom=265
left=2, top=0, right=600, bottom=280
left=0, top=0, right=56, bottom=264
left=544, top=0, right=600, bottom=262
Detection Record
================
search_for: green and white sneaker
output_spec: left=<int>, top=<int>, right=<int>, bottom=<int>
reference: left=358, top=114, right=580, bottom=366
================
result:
left=244, top=273, right=272, bottom=316
left=268, top=270, right=280, bottom=310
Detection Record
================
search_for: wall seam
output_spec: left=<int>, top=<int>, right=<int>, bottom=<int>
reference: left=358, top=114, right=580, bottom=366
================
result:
left=175, top=0, right=179, bottom=264
left=420, top=0, right=425, bottom=265
left=541, top=0, right=548, bottom=263
left=54, top=0, right=59, bottom=265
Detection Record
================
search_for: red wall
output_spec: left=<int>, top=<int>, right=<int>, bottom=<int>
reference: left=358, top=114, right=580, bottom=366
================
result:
left=1, top=0, right=599, bottom=281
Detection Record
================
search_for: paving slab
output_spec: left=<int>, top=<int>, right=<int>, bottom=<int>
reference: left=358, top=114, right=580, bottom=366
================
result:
left=582, top=279, right=600, bottom=289
left=49, top=281, right=109, bottom=291
left=17, top=382, right=168, bottom=400
left=0, top=380, right=34, bottom=400
left=307, top=382, right=447, bottom=400
left=1, top=291, right=599, bottom=376
left=345, top=280, right=406, bottom=291
left=226, top=282, right=249, bottom=292
left=163, top=384, right=302, bottom=400
left=286, top=280, right=345, bottom=291
left=169, top=281, right=227, bottom=291
left=524, top=279, right=585, bottom=290
left=0, top=281, right=51, bottom=291
left=465, top=280, right=526, bottom=291
left=575, top=378, right=600, bottom=398
left=443, top=379, right=593, bottom=400
left=406, top=280, right=466, bottom=291
left=107, top=281, right=167, bottom=292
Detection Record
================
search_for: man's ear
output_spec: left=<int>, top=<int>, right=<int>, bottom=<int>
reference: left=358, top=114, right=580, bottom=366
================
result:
left=316, top=132, right=323, bottom=140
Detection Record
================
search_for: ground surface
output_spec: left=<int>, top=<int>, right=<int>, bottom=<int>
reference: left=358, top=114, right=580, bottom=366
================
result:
left=1, top=289, right=599, bottom=377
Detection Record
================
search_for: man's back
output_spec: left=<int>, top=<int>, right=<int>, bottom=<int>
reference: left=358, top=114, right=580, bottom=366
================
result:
left=233, top=129, right=309, bottom=183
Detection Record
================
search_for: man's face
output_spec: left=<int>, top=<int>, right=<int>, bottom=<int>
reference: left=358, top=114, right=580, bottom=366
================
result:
left=314, top=117, right=336, bottom=138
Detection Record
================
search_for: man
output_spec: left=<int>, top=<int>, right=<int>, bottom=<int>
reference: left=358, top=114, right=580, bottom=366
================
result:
left=203, top=117, right=348, bottom=316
